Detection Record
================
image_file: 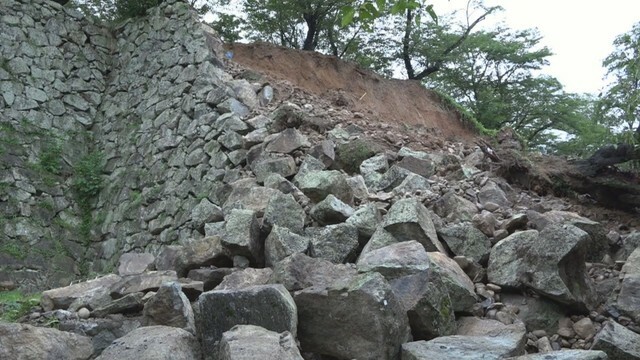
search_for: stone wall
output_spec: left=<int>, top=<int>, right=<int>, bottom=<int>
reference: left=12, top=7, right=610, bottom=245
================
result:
left=0, top=0, right=256, bottom=290
left=1, top=0, right=113, bottom=289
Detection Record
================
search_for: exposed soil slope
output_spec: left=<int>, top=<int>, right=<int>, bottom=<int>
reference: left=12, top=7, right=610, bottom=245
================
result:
left=229, top=42, right=477, bottom=142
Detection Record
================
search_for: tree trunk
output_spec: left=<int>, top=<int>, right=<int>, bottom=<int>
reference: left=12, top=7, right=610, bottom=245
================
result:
left=303, top=14, right=318, bottom=51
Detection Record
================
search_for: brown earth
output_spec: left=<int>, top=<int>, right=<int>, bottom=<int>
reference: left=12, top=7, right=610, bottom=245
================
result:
left=228, top=42, right=477, bottom=142
left=228, top=41, right=640, bottom=230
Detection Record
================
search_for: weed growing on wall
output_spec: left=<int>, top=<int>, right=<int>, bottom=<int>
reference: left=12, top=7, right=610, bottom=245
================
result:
left=0, top=290, right=41, bottom=322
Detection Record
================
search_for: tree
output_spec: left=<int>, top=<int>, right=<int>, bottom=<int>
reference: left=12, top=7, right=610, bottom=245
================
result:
left=599, top=22, right=640, bottom=135
left=399, top=1, right=499, bottom=80
left=241, top=0, right=350, bottom=51
left=425, top=26, right=594, bottom=147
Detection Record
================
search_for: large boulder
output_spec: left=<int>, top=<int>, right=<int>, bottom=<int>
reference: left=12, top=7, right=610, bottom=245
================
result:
left=616, top=247, right=640, bottom=322
left=488, top=225, right=597, bottom=311
left=294, top=272, right=410, bottom=359
left=196, top=284, right=298, bottom=354
left=527, top=210, right=608, bottom=262
left=295, top=170, right=353, bottom=204
left=437, top=222, right=491, bottom=264
left=215, top=268, right=273, bottom=290
left=143, top=282, right=195, bottom=334
left=390, top=272, right=456, bottom=340
left=155, top=237, right=231, bottom=277
left=356, top=240, right=429, bottom=279
left=270, top=253, right=357, bottom=291
left=222, top=209, right=263, bottom=265
left=0, top=323, right=93, bottom=360
left=263, top=192, right=305, bottom=234
left=306, top=223, right=359, bottom=264
left=506, top=350, right=608, bottom=359
left=428, top=251, right=477, bottom=312
left=264, top=225, right=310, bottom=267
left=96, top=326, right=200, bottom=360
left=432, top=191, right=478, bottom=222
left=216, top=325, right=303, bottom=360
left=380, top=198, right=445, bottom=253
left=401, top=318, right=526, bottom=360
left=109, top=271, right=178, bottom=298
left=41, top=274, right=121, bottom=311
left=117, top=253, right=156, bottom=276
left=590, top=321, right=640, bottom=359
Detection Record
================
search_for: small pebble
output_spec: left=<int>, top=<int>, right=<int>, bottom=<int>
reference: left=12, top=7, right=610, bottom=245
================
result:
left=77, top=307, right=90, bottom=319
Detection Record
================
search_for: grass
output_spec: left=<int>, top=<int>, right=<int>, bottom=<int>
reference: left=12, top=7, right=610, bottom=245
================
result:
left=0, top=290, right=41, bottom=322
left=0, top=240, right=27, bottom=260
left=430, top=89, right=496, bottom=137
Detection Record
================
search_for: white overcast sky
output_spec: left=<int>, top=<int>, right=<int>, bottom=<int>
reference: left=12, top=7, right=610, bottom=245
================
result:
left=432, top=0, right=640, bottom=95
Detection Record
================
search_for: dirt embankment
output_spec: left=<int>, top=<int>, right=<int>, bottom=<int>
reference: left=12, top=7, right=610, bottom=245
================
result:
left=228, top=42, right=476, bottom=142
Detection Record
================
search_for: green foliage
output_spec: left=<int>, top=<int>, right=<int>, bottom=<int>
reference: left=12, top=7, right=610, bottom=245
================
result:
left=0, top=291, right=41, bottom=322
left=430, top=89, right=494, bottom=136
left=598, top=21, right=640, bottom=156
left=340, top=0, right=436, bottom=27
left=72, top=151, right=104, bottom=248
left=208, top=13, right=242, bottom=43
left=38, top=142, right=63, bottom=175
left=113, top=0, right=162, bottom=19
left=0, top=241, right=27, bottom=260
left=72, top=151, right=104, bottom=203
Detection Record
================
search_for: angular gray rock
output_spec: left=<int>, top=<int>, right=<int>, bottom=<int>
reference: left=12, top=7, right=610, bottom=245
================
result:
left=294, top=272, right=411, bottom=360
left=357, top=240, right=430, bottom=279
left=506, top=350, right=608, bottom=360
left=382, top=198, right=446, bottom=253
left=96, top=326, right=201, bottom=360
left=396, top=155, right=435, bottom=179
left=346, top=203, right=382, bottom=242
left=616, top=247, right=640, bottom=322
left=117, top=253, right=156, bottom=276
left=527, top=210, right=608, bottom=262
left=306, top=223, right=359, bottom=263
left=265, top=128, right=310, bottom=154
left=41, top=274, right=122, bottom=311
left=263, top=192, right=305, bottom=234
left=488, top=225, right=598, bottom=311
left=390, top=272, right=457, bottom=340
left=438, top=222, right=491, bottom=263
left=309, top=194, right=354, bottom=225
left=501, top=293, right=566, bottom=334
left=197, top=284, right=298, bottom=355
left=295, top=170, right=353, bottom=204
left=270, top=253, right=357, bottom=291
left=216, top=325, right=303, bottom=360
left=265, top=225, right=310, bottom=267
left=0, top=323, right=93, bottom=360
left=188, top=267, right=236, bottom=291
left=590, top=321, right=640, bottom=359
left=92, top=292, right=145, bottom=317
left=215, top=268, right=273, bottom=290
left=155, top=237, right=231, bottom=277
left=402, top=322, right=526, bottom=360
left=478, top=181, right=511, bottom=207
left=427, top=251, right=478, bottom=312
left=143, top=282, right=196, bottom=334
left=433, top=191, right=478, bottom=222
left=109, top=271, right=178, bottom=298
left=222, top=209, right=263, bottom=265
left=251, top=153, right=297, bottom=183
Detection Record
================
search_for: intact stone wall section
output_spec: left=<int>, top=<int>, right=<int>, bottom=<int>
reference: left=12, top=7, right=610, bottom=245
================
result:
left=0, top=0, right=113, bottom=289
left=0, top=0, right=255, bottom=289
left=91, top=1, right=240, bottom=271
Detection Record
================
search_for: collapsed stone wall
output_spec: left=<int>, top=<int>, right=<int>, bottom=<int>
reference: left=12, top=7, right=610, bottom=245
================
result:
left=0, top=0, right=255, bottom=290
left=0, top=0, right=113, bottom=289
